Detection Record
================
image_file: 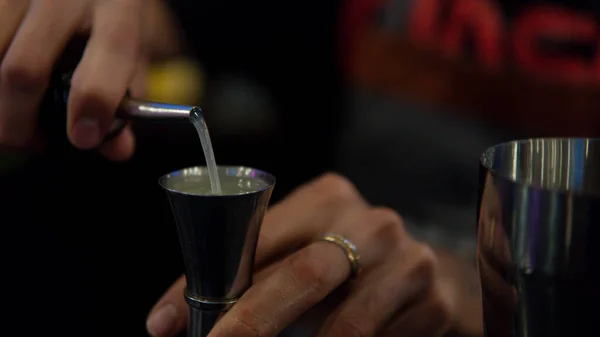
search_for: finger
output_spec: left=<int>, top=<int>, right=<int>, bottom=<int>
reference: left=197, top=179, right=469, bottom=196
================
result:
left=0, top=0, right=85, bottom=147
left=206, top=242, right=354, bottom=337
left=67, top=0, right=142, bottom=151
left=255, top=206, right=408, bottom=285
left=209, top=206, right=388, bottom=337
left=129, top=54, right=149, bottom=98
left=315, top=241, right=438, bottom=337
left=0, top=0, right=29, bottom=56
left=255, top=173, right=368, bottom=268
left=146, top=275, right=188, bottom=337
left=98, top=124, right=135, bottom=161
left=98, top=52, right=148, bottom=160
left=380, top=284, right=454, bottom=337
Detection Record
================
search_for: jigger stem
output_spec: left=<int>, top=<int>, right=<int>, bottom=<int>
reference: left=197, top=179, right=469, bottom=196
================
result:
left=189, top=309, right=221, bottom=337
left=185, top=291, right=237, bottom=337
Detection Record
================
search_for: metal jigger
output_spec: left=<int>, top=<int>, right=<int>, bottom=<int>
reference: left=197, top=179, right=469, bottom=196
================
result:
left=477, top=138, right=600, bottom=337
left=159, top=166, right=275, bottom=337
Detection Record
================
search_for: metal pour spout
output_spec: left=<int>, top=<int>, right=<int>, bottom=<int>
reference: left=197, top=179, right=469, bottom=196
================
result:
left=117, top=98, right=196, bottom=121
left=159, top=166, right=275, bottom=337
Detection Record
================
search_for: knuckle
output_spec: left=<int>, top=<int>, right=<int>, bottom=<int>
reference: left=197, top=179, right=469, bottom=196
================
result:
left=69, top=82, right=102, bottom=102
left=369, top=207, right=406, bottom=240
left=329, top=316, right=369, bottom=337
left=96, top=14, right=141, bottom=58
left=411, top=243, right=438, bottom=281
left=288, top=245, right=329, bottom=293
left=312, top=172, right=361, bottom=204
left=68, top=81, right=116, bottom=115
left=228, top=306, right=268, bottom=337
left=106, top=27, right=139, bottom=57
left=0, top=59, right=48, bottom=92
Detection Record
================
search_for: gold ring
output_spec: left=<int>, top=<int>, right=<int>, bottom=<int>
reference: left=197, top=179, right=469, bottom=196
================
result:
left=319, top=233, right=362, bottom=277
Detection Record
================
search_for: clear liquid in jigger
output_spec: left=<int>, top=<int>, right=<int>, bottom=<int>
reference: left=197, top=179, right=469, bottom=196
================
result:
left=165, top=174, right=269, bottom=195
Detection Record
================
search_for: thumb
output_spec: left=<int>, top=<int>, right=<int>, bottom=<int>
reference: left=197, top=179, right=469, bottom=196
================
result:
left=147, top=275, right=189, bottom=337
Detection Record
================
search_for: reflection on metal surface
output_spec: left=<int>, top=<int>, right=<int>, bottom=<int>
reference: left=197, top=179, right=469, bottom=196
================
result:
left=159, top=166, right=275, bottom=337
left=477, top=138, right=600, bottom=337
left=119, top=98, right=195, bottom=120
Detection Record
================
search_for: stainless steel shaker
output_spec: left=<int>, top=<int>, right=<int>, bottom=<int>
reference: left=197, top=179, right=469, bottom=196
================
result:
left=477, top=138, right=600, bottom=337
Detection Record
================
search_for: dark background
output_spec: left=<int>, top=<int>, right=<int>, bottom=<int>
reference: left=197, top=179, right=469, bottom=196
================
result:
left=5, top=0, right=599, bottom=335
left=0, top=0, right=343, bottom=336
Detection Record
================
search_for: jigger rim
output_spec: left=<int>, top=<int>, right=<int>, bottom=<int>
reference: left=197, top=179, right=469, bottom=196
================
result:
left=480, top=137, right=600, bottom=195
left=158, top=165, right=276, bottom=197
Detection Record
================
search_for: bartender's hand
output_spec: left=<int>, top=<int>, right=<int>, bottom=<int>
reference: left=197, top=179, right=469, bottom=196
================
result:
left=0, top=0, right=179, bottom=160
left=147, top=174, right=483, bottom=337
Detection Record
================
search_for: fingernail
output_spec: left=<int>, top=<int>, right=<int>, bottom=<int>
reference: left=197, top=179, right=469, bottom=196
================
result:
left=147, top=304, right=178, bottom=337
left=71, top=118, right=101, bottom=149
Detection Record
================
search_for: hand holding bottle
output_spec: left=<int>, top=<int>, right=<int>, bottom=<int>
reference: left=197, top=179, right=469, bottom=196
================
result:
left=0, top=0, right=146, bottom=160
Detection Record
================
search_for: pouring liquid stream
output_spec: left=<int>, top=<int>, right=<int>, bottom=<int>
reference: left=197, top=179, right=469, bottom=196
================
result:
left=189, top=107, right=222, bottom=194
